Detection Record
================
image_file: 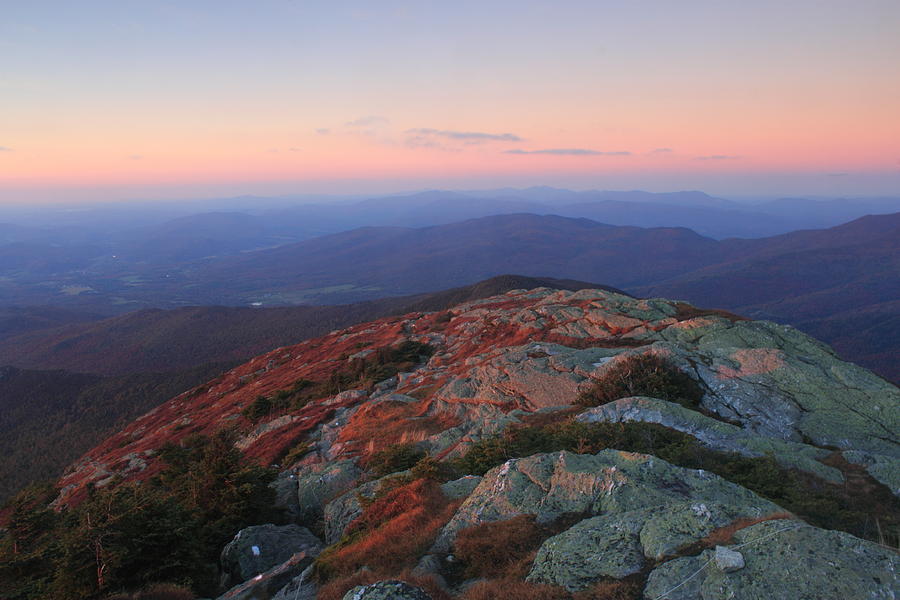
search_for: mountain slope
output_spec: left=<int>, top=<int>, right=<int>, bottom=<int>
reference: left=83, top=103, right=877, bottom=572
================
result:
left=0, top=276, right=614, bottom=501
left=39, top=286, right=899, bottom=600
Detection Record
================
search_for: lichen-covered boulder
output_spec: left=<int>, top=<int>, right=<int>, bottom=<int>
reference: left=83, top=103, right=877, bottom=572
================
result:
left=644, top=520, right=899, bottom=600
left=322, top=477, right=383, bottom=544
left=527, top=511, right=646, bottom=589
left=527, top=503, right=787, bottom=591
left=577, top=396, right=841, bottom=482
left=433, top=449, right=780, bottom=551
left=295, top=459, right=362, bottom=524
left=220, top=524, right=322, bottom=588
left=342, top=580, right=432, bottom=600
left=439, top=475, right=482, bottom=500
left=656, top=319, right=900, bottom=457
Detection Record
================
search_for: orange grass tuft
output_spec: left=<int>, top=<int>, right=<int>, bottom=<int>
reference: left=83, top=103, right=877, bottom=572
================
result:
left=316, top=479, right=461, bottom=580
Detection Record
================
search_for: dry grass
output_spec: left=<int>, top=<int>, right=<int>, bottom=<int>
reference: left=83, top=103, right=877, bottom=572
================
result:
left=460, top=579, right=570, bottom=600
left=572, top=576, right=644, bottom=600
left=454, top=514, right=552, bottom=579
left=316, top=479, right=461, bottom=581
left=338, top=398, right=460, bottom=460
left=676, top=512, right=794, bottom=556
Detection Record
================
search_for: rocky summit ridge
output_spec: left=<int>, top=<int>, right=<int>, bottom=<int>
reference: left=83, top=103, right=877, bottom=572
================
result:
left=53, top=287, right=899, bottom=599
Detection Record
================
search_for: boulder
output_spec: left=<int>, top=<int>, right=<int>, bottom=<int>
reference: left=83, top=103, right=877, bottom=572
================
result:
left=433, top=449, right=780, bottom=552
left=322, top=477, right=382, bottom=544
left=713, top=545, right=744, bottom=572
left=216, top=549, right=320, bottom=600
left=271, top=471, right=302, bottom=523
left=657, top=319, right=900, bottom=457
left=295, top=460, right=362, bottom=524
left=439, top=475, right=482, bottom=500
left=342, top=580, right=432, bottom=600
left=220, top=524, right=322, bottom=588
left=527, top=503, right=785, bottom=591
left=271, top=565, right=316, bottom=600
left=527, top=511, right=646, bottom=590
left=644, top=520, right=899, bottom=600
left=577, top=396, right=842, bottom=482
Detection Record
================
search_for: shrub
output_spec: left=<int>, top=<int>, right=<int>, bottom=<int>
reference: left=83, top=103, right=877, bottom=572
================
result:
left=366, top=443, right=425, bottom=477
left=280, top=441, right=313, bottom=466
left=576, top=354, right=703, bottom=409
left=241, top=395, right=272, bottom=421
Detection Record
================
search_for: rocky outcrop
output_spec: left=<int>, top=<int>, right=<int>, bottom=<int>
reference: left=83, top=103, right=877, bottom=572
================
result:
left=56, top=288, right=899, bottom=508
left=295, top=460, right=362, bottom=524
left=50, top=286, right=899, bottom=600
left=220, top=524, right=322, bottom=589
left=644, top=520, right=899, bottom=600
left=434, top=450, right=780, bottom=552
left=271, top=565, right=316, bottom=600
left=577, top=396, right=841, bottom=481
left=216, top=547, right=320, bottom=600
left=342, top=580, right=432, bottom=600
left=527, top=505, right=787, bottom=591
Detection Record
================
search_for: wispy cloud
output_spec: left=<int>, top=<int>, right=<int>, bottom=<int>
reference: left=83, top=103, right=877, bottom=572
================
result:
left=346, top=116, right=389, bottom=127
left=649, top=147, right=673, bottom=154
left=826, top=172, right=848, bottom=177
left=505, top=148, right=631, bottom=156
left=315, top=128, right=330, bottom=135
left=127, top=154, right=143, bottom=160
left=694, top=154, right=741, bottom=161
left=0, top=146, right=13, bottom=152
left=406, top=128, right=522, bottom=142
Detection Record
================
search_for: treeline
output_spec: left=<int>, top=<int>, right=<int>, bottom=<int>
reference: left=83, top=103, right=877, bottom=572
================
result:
left=0, top=431, right=279, bottom=600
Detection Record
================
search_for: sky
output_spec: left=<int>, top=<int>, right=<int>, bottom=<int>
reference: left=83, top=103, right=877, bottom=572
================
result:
left=1, top=0, right=899, bottom=203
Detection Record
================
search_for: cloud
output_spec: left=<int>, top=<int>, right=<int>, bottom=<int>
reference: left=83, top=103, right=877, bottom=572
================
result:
left=0, top=146, right=13, bottom=152
left=649, top=147, right=673, bottom=154
left=127, top=154, right=143, bottom=160
left=694, top=154, right=741, bottom=161
left=505, top=148, right=631, bottom=156
left=406, top=128, right=522, bottom=142
left=346, top=116, right=389, bottom=127
left=315, top=128, right=330, bottom=135
left=826, top=172, right=849, bottom=177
